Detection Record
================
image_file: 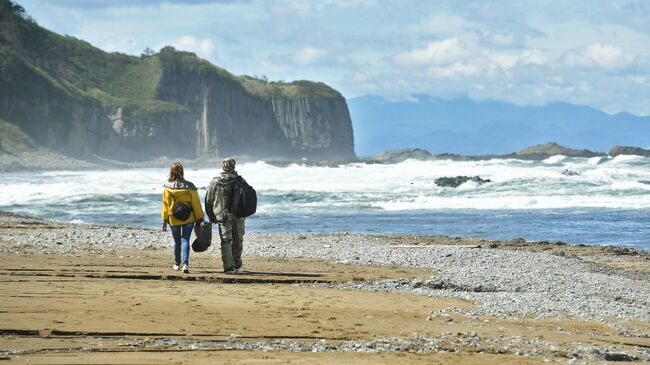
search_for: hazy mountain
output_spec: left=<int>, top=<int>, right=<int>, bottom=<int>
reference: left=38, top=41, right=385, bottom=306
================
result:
left=348, top=95, right=650, bottom=157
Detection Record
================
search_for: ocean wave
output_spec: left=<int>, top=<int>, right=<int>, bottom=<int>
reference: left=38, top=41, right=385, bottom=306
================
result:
left=542, top=155, right=568, bottom=164
left=1, top=158, right=649, bottom=212
left=588, top=156, right=606, bottom=165
left=611, top=154, right=645, bottom=164
left=610, top=181, right=650, bottom=191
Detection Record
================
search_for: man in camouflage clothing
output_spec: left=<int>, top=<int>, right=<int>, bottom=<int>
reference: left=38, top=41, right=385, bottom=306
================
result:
left=205, top=157, right=246, bottom=273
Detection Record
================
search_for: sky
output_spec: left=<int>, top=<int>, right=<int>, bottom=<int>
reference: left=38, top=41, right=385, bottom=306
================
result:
left=15, top=0, right=650, bottom=116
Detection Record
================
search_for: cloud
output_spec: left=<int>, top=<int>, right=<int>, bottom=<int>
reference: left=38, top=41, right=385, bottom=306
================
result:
left=563, top=42, right=632, bottom=69
left=488, top=53, right=520, bottom=71
left=411, top=13, right=468, bottom=36
left=166, top=35, right=215, bottom=58
left=519, top=49, right=547, bottom=65
left=352, top=71, right=371, bottom=83
left=392, top=36, right=549, bottom=80
left=282, top=0, right=377, bottom=14
left=427, top=62, right=480, bottom=79
left=102, top=35, right=138, bottom=54
left=595, top=0, right=650, bottom=34
left=394, top=38, right=465, bottom=67
left=292, top=46, right=329, bottom=65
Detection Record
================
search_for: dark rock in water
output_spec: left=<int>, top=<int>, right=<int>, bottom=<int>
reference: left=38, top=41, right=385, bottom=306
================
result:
left=561, top=169, right=580, bottom=176
left=517, top=142, right=602, bottom=159
left=435, top=176, right=491, bottom=188
left=609, top=145, right=650, bottom=158
left=365, top=148, right=433, bottom=164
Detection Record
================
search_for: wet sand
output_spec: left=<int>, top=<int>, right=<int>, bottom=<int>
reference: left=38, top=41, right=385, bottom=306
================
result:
left=0, top=250, right=648, bottom=364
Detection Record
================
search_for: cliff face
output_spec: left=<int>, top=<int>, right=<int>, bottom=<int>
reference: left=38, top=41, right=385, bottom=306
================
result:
left=0, top=46, right=118, bottom=158
left=153, top=49, right=356, bottom=160
left=0, top=3, right=356, bottom=162
left=272, top=97, right=355, bottom=160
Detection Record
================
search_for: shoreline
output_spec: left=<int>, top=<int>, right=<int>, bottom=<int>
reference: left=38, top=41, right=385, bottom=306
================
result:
left=2, top=209, right=648, bottom=256
left=3, top=209, right=649, bottom=253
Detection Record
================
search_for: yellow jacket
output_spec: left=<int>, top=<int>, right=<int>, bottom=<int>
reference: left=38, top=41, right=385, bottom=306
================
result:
left=161, top=179, right=205, bottom=226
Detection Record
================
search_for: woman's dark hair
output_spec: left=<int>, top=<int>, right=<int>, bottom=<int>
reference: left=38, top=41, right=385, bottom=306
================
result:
left=168, top=162, right=184, bottom=182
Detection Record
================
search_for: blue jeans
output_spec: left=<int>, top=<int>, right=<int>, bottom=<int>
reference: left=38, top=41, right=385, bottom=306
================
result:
left=170, top=222, right=194, bottom=266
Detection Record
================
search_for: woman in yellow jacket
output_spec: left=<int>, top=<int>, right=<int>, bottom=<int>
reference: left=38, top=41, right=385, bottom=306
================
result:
left=161, top=162, right=204, bottom=273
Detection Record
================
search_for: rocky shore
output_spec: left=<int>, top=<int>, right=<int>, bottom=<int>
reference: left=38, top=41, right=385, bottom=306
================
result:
left=0, top=151, right=97, bottom=172
left=2, top=142, right=649, bottom=173
left=1, top=211, right=648, bottom=363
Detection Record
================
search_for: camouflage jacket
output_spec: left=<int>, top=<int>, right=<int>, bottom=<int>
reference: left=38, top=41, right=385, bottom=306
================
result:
left=205, top=171, right=244, bottom=223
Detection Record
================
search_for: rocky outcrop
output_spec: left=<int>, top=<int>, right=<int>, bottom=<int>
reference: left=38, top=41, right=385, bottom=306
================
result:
left=364, top=148, right=433, bottom=163
left=435, top=176, right=491, bottom=188
left=365, top=143, right=606, bottom=164
left=0, top=7, right=356, bottom=162
left=609, top=145, right=650, bottom=158
left=516, top=143, right=602, bottom=159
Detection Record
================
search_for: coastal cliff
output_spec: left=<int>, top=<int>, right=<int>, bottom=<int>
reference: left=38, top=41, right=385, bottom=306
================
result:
left=0, top=2, right=355, bottom=161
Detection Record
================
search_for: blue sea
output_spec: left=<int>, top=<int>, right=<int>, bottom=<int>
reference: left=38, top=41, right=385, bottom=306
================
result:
left=2, top=154, right=649, bottom=250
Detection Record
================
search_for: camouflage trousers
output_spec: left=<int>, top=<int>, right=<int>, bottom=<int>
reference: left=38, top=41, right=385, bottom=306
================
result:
left=218, top=215, right=245, bottom=271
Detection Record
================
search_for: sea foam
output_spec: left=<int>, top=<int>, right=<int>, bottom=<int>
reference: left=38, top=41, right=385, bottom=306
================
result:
left=1, top=156, right=649, bottom=214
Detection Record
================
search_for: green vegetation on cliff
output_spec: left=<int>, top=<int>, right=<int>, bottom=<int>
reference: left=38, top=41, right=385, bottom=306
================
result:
left=0, top=118, right=34, bottom=154
left=239, top=77, right=342, bottom=99
left=156, top=46, right=342, bottom=99
left=0, top=0, right=341, bottom=120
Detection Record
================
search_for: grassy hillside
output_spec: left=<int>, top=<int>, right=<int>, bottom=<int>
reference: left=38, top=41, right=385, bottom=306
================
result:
left=240, top=77, right=342, bottom=99
left=0, top=118, right=34, bottom=154
left=0, top=0, right=342, bottom=115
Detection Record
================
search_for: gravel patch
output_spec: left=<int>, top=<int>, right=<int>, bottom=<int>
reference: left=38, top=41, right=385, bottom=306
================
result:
left=5, top=333, right=643, bottom=362
left=246, top=233, right=649, bottom=323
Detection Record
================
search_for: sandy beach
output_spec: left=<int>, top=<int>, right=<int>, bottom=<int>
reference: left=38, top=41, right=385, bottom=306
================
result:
left=0, top=211, right=648, bottom=364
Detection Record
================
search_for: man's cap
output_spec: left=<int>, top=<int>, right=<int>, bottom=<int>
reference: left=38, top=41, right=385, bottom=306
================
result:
left=223, top=157, right=236, bottom=171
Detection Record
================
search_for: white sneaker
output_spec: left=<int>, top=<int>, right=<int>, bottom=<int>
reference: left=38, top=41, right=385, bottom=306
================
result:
left=182, top=264, right=189, bottom=274
left=173, top=264, right=180, bottom=271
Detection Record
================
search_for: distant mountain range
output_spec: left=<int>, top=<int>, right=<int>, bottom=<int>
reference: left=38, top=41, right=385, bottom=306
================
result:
left=348, top=95, right=650, bottom=157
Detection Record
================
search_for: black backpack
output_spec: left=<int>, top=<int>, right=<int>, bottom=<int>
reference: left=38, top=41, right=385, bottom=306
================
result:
left=232, top=176, right=257, bottom=218
left=171, top=199, right=192, bottom=221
